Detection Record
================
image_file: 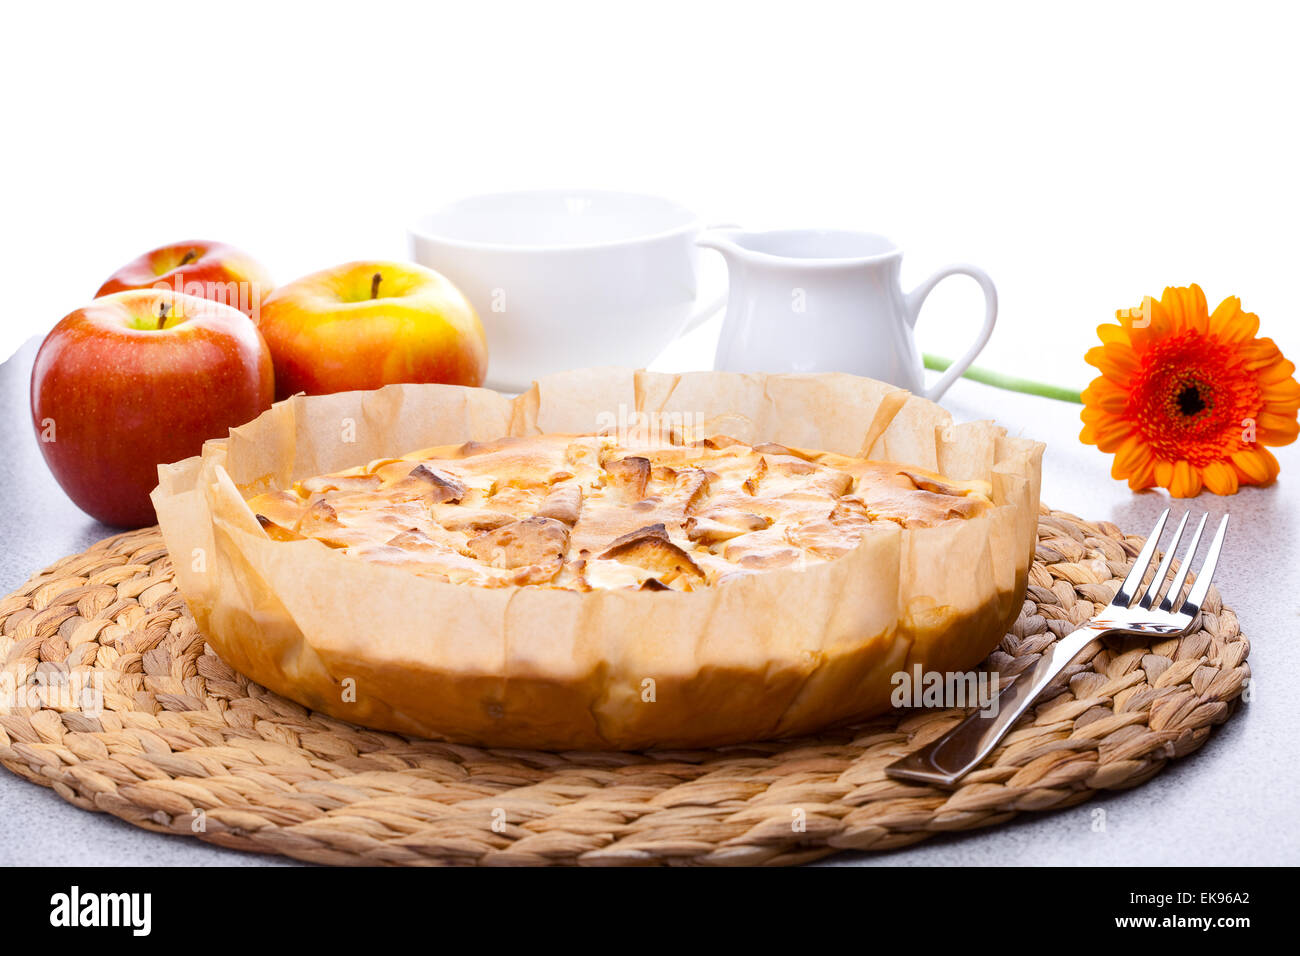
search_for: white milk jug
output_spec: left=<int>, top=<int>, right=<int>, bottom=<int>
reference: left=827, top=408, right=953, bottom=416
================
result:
left=698, top=228, right=997, bottom=401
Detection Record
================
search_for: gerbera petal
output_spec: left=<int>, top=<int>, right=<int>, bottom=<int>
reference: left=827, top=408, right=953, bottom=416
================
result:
left=1244, top=342, right=1295, bottom=380
left=1089, top=388, right=1129, bottom=413
left=1096, top=323, right=1130, bottom=347
left=1240, top=336, right=1283, bottom=367
left=1160, top=285, right=1209, bottom=333
left=1153, top=459, right=1175, bottom=488
left=1231, top=448, right=1280, bottom=485
left=1167, top=460, right=1203, bottom=498
left=1261, top=378, right=1300, bottom=405
left=1125, top=297, right=1171, bottom=344
left=1257, top=410, right=1300, bottom=445
left=1201, top=460, right=1239, bottom=496
left=1080, top=401, right=1110, bottom=424
left=1208, top=296, right=1261, bottom=342
left=1258, top=357, right=1297, bottom=384
left=1126, top=458, right=1158, bottom=490
left=1084, top=343, right=1140, bottom=383
left=1092, top=417, right=1134, bottom=453
left=1111, top=435, right=1151, bottom=480
left=1080, top=378, right=1130, bottom=414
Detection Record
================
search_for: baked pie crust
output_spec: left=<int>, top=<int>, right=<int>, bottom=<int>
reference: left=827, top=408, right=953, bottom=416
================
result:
left=153, top=369, right=1043, bottom=750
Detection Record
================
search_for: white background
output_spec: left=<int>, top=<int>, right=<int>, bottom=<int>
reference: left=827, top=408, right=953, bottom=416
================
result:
left=4, top=0, right=1298, bottom=394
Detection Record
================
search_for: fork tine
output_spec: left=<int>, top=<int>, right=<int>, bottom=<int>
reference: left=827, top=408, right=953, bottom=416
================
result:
left=1158, top=513, right=1208, bottom=613
left=1113, top=508, right=1169, bottom=608
left=1138, top=511, right=1188, bottom=609
left=1179, top=514, right=1229, bottom=617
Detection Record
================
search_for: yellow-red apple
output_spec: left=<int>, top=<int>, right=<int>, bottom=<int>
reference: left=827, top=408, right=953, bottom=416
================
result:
left=96, top=239, right=272, bottom=319
left=257, top=260, right=487, bottom=400
left=31, top=290, right=274, bottom=528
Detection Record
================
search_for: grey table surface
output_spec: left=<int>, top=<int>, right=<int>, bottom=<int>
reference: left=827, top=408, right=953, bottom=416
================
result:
left=1, top=335, right=1297, bottom=867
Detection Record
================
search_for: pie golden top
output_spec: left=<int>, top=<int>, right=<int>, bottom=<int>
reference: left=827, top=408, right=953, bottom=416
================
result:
left=244, top=433, right=992, bottom=591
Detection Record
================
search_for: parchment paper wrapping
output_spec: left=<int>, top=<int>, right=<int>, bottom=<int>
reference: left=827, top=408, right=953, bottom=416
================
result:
left=152, top=369, right=1043, bottom=750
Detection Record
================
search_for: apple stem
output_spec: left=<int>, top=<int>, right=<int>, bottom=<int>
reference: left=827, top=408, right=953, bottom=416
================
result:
left=157, top=303, right=170, bottom=329
left=370, top=273, right=382, bottom=299
left=179, top=249, right=198, bottom=267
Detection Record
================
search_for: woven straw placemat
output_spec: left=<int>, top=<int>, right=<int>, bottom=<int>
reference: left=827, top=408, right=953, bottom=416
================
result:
left=0, top=505, right=1249, bottom=866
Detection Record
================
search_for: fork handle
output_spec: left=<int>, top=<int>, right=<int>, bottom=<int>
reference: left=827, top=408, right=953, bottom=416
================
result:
left=884, top=624, right=1110, bottom=788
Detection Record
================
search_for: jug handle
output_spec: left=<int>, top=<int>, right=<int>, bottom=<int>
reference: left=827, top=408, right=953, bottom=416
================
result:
left=904, top=264, right=998, bottom=402
left=683, top=223, right=740, bottom=334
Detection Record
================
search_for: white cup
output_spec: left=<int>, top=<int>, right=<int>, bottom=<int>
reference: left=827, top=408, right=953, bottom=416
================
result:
left=409, top=190, right=726, bottom=392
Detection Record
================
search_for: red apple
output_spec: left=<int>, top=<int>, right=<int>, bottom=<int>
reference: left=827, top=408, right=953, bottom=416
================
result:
left=96, top=239, right=273, bottom=320
left=31, top=290, right=275, bottom=528
left=258, top=260, right=487, bottom=400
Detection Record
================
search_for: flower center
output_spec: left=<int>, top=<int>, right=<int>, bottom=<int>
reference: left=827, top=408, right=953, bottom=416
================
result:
left=1175, top=382, right=1207, bottom=417
left=1126, top=330, right=1263, bottom=468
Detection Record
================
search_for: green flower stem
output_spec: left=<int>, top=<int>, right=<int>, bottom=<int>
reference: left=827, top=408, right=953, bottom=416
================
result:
left=923, top=354, right=1083, bottom=404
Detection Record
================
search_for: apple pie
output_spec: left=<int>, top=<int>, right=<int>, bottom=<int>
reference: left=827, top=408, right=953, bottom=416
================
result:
left=245, top=433, right=994, bottom=592
left=154, top=370, right=1043, bottom=750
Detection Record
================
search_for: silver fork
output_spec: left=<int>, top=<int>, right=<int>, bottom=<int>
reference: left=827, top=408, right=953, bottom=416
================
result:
left=885, top=508, right=1229, bottom=788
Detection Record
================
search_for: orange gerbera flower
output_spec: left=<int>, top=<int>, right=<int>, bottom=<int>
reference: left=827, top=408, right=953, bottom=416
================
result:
left=1081, top=285, right=1300, bottom=497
